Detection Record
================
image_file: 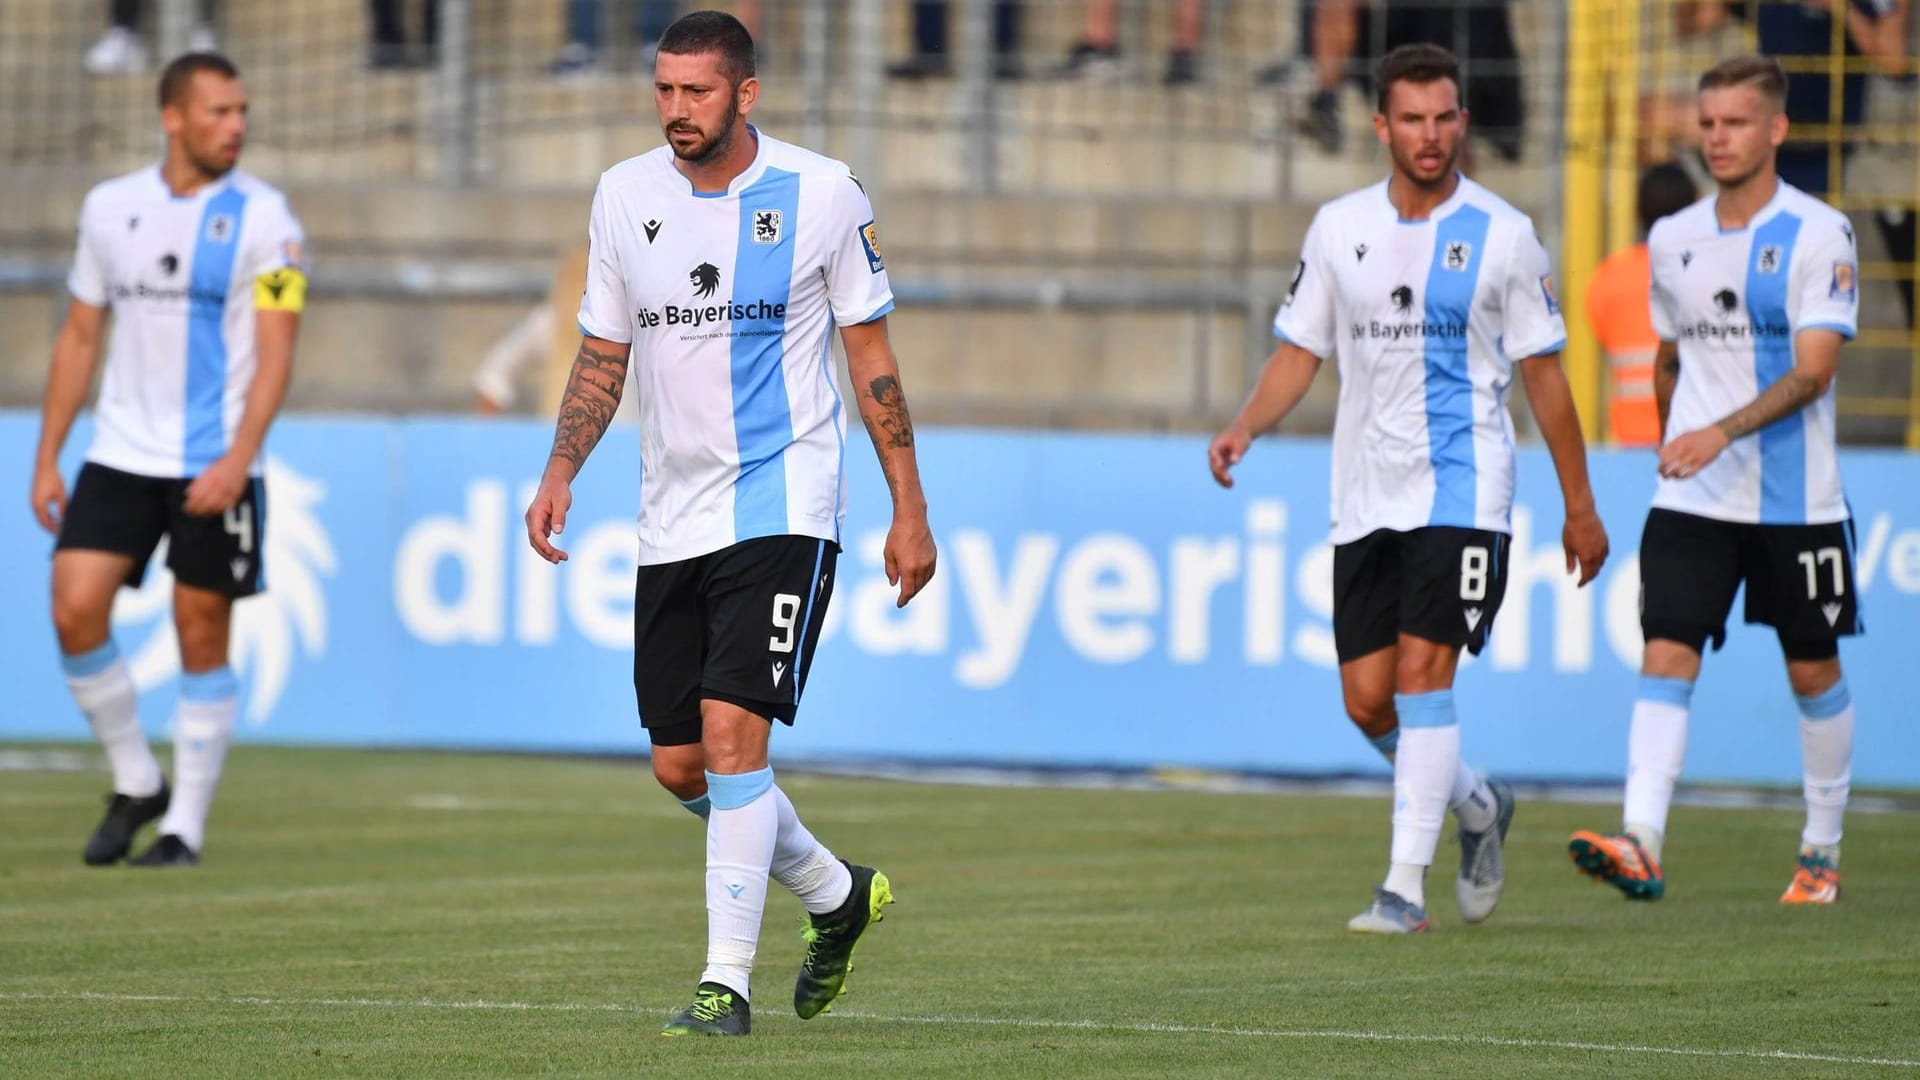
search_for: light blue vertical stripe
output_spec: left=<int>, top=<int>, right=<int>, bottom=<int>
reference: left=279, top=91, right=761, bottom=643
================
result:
left=1749, top=212, right=1803, bottom=523
left=185, top=187, right=248, bottom=471
left=817, top=318, right=844, bottom=542
left=730, top=167, right=801, bottom=542
left=791, top=539, right=826, bottom=704
left=1423, top=205, right=1489, bottom=527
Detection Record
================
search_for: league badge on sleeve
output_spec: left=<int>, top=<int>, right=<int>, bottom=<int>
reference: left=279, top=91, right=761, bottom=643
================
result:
left=859, top=220, right=884, bottom=274
left=1830, top=261, right=1856, bottom=301
left=1540, top=274, right=1560, bottom=316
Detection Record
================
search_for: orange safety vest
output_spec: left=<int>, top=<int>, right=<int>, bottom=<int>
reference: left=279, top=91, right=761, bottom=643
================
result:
left=1584, top=243, right=1662, bottom=447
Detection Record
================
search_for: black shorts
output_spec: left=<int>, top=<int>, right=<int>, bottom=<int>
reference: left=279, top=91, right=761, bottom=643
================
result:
left=53, top=462, right=266, bottom=598
left=633, top=535, right=838, bottom=746
left=1640, top=508, right=1861, bottom=657
left=1333, top=526, right=1511, bottom=663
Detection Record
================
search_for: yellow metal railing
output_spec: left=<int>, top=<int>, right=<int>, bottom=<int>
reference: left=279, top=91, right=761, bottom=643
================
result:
left=1564, top=0, right=1920, bottom=447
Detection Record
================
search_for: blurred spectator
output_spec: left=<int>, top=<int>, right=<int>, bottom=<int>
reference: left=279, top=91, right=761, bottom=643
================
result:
left=551, top=2, right=762, bottom=76
left=85, top=0, right=217, bottom=75
left=888, top=1, right=1023, bottom=81
left=1057, top=0, right=1206, bottom=86
left=369, top=0, right=439, bottom=69
left=472, top=246, right=637, bottom=424
left=1292, top=0, right=1525, bottom=161
left=1585, top=163, right=1699, bottom=447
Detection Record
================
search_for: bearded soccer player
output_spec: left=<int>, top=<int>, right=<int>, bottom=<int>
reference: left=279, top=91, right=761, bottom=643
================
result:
left=1569, top=56, right=1862, bottom=906
left=523, top=11, right=935, bottom=1036
left=30, top=53, right=306, bottom=868
left=1210, top=44, right=1608, bottom=933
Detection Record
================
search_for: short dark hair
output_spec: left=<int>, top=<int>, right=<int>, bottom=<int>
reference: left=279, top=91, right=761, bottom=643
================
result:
left=158, top=51, right=240, bottom=110
left=1698, top=54, right=1787, bottom=110
left=1375, top=43, right=1461, bottom=114
left=1637, top=162, right=1698, bottom=234
left=657, top=10, right=756, bottom=85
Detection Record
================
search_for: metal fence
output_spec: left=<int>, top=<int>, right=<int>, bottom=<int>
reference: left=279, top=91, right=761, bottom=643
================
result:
left=0, top=0, right=1567, bottom=203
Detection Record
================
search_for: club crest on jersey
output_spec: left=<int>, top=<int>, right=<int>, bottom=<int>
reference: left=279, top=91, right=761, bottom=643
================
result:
left=860, top=220, right=884, bottom=273
left=1756, top=244, right=1782, bottom=274
left=690, top=262, right=721, bottom=299
left=1443, top=240, right=1472, bottom=271
left=752, top=208, right=782, bottom=245
left=204, top=213, right=236, bottom=244
left=1830, top=261, right=1856, bottom=300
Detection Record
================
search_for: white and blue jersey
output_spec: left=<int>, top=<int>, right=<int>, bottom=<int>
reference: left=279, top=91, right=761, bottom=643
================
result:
left=68, top=166, right=306, bottom=479
left=1274, top=176, right=1567, bottom=544
left=578, top=128, right=895, bottom=565
left=1648, top=182, right=1858, bottom=526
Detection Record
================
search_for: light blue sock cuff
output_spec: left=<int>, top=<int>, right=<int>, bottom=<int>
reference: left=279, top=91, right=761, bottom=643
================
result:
left=705, top=767, right=774, bottom=811
left=180, top=667, right=239, bottom=703
left=678, top=793, right=712, bottom=820
left=1368, top=728, right=1401, bottom=756
left=61, top=640, right=121, bottom=678
left=1638, top=676, right=1695, bottom=708
left=1393, top=690, right=1457, bottom=729
left=1797, top=678, right=1852, bottom=721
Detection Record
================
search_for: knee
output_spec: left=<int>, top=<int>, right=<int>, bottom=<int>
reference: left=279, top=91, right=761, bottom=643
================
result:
left=50, top=592, right=109, bottom=654
left=651, top=754, right=706, bottom=799
left=1786, top=660, right=1842, bottom=700
left=1343, top=690, right=1396, bottom=738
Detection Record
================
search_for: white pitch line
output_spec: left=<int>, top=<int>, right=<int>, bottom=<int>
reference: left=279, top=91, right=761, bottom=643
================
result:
left=1, top=991, right=1914, bottom=1069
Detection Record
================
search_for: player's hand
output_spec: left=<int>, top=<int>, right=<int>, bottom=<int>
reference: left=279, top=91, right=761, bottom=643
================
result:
left=30, top=461, right=66, bottom=533
left=525, top=470, right=573, bottom=564
left=1208, top=425, right=1252, bottom=488
left=1657, top=426, right=1729, bottom=480
left=182, top=456, right=249, bottom=516
left=885, top=509, right=936, bottom=608
left=1562, top=506, right=1610, bottom=587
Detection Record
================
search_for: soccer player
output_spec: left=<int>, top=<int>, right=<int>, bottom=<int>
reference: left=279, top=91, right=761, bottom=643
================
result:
left=29, top=53, right=307, bottom=868
left=1569, top=56, right=1862, bottom=906
left=1209, top=43, right=1608, bottom=933
left=522, top=11, right=935, bottom=1036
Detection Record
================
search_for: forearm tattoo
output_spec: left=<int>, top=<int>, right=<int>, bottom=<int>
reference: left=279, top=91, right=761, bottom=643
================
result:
left=549, top=340, right=629, bottom=471
left=1716, top=371, right=1821, bottom=442
left=860, top=373, right=916, bottom=495
left=866, top=375, right=915, bottom=450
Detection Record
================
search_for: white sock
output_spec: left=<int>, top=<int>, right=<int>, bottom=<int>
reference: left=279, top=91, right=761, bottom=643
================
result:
left=1448, top=760, right=1496, bottom=832
left=156, top=668, right=238, bottom=852
left=701, top=768, right=778, bottom=999
left=62, top=641, right=163, bottom=797
left=1622, top=676, right=1691, bottom=863
left=1371, top=724, right=1493, bottom=831
left=1796, top=678, right=1853, bottom=857
left=771, top=785, right=852, bottom=915
left=1386, top=691, right=1459, bottom=908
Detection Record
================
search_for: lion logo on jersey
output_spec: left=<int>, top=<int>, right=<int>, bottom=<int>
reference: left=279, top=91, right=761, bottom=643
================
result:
left=690, top=262, right=721, bottom=299
left=116, top=457, right=337, bottom=727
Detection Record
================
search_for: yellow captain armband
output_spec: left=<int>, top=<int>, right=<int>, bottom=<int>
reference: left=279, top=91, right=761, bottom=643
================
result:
left=254, top=267, right=308, bottom=313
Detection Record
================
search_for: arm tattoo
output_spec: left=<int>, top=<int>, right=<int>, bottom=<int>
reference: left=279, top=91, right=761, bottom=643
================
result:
left=549, top=340, right=630, bottom=472
left=866, top=375, right=915, bottom=450
left=1716, top=371, right=1822, bottom=442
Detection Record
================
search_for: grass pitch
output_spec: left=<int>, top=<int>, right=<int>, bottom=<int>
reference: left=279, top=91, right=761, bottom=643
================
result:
left=2, top=746, right=1917, bottom=1078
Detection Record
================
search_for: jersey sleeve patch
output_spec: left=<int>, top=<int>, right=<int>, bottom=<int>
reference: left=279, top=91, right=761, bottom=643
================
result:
left=1830, top=261, right=1856, bottom=301
left=254, top=267, right=307, bottom=313
left=859, top=220, right=884, bottom=274
left=1540, top=274, right=1559, bottom=316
